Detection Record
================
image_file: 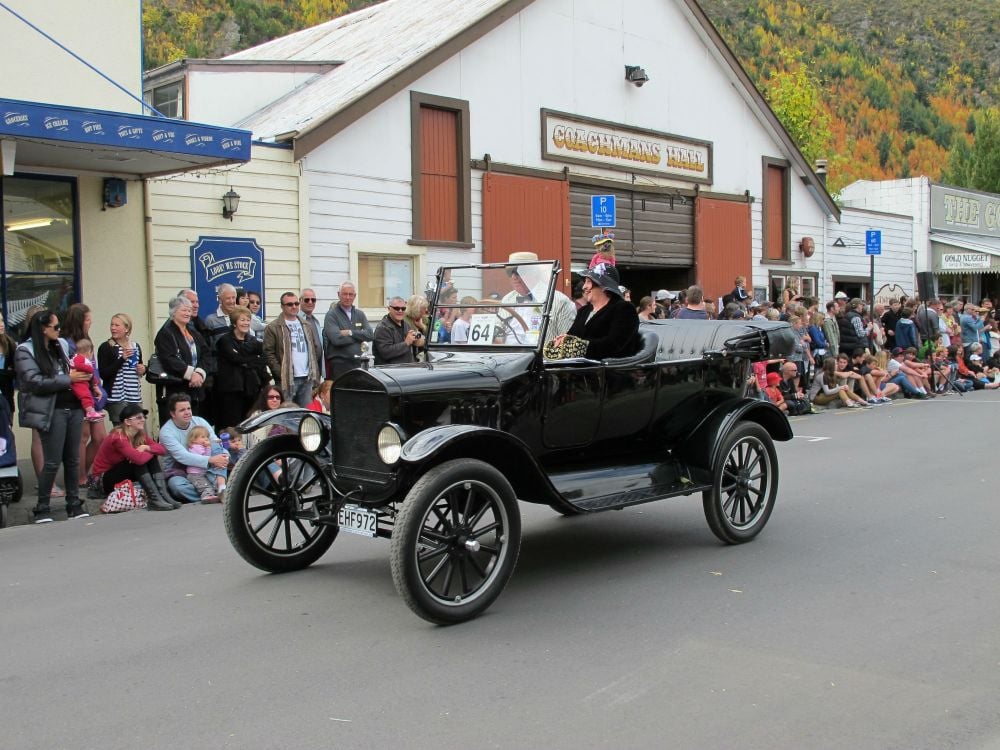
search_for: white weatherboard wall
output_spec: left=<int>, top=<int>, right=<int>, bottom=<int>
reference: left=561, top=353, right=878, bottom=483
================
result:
left=824, top=208, right=915, bottom=300
left=839, top=177, right=932, bottom=271
left=0, top=0, right=142, bottom=112
left=147, top=144, right=303, bottom=321
left=301, top=0, right=830, bottom=306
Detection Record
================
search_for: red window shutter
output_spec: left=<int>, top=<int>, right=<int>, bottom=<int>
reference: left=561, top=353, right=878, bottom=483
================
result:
left=420, top=106, right=459, bottom=241
left=764, top=164, right=786, bottom=260
left=694, top=197, right=751, bottom=304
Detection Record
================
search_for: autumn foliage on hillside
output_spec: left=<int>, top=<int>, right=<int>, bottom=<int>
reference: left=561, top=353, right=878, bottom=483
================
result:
left=701, top=0, right=999, bottom=192
left=143, top=0, right=998, bottom=194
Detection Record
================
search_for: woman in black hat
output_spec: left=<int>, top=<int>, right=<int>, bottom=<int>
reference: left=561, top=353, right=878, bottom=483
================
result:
left=89, top=403, right=178, bottom=511
left=553, top=263, right=639, bottom=360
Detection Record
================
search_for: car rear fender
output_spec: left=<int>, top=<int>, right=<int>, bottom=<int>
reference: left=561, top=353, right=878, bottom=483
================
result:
left=400, top=425, right=558, bottom=505
left=675, top=398, right=792, bottom=474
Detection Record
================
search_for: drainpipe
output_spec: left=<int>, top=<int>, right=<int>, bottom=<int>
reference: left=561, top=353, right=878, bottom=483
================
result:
left=816, top=160, right=829, bottom=301
left=142, top=178, right=158, bottom=372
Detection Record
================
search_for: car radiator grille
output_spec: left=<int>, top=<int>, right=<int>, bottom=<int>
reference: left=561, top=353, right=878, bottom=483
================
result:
left=334, top=389, right=392, bottom=482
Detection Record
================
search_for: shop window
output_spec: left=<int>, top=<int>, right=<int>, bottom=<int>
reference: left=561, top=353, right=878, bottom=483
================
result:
left=1, top=175, right=77, bottom=340
left=144, top=80, right=184, bottom=119
left=762, top=158, right=790, bottom=262
left=353, top=246, right=427, bottom=312
left=410, top=92, right=471, bottom=246
left=936, top=274, right=972, bottom=301
left=769, top=272, right=818, bottom=304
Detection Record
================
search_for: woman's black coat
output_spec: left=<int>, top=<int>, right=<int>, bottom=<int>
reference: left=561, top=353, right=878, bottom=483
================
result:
left=214, top=330, right=268, bottom=395
left=153, top=321, right=212, bottom=403
left=567, top=294, right=640, bottom=360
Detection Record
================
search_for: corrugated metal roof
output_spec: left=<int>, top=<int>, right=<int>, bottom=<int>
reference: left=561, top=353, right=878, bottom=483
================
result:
left=229, top=0, right=510, bottom=140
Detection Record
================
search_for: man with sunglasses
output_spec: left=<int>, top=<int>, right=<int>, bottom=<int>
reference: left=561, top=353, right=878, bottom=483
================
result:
left=374, top=297, right=419, bottom=365
left=298, top=288, right=326, bottom=379
left=263, top=292, right=323, bottom=407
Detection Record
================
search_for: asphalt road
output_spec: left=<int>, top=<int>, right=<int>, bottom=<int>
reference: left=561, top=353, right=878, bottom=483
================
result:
left=3, top=393, right=1000, bottom=750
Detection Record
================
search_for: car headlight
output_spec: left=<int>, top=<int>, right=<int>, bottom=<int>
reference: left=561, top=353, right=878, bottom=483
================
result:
left=299, top=414, right=323, bottom=453
left=377, top=424, right=403, bottom=465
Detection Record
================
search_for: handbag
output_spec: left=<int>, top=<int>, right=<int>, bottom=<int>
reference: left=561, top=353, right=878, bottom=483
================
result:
left=543, top=334, right=590, bottom=360
left=145, top=353, right=183, bottom=385
left=99, top=479, right=147, bottom=513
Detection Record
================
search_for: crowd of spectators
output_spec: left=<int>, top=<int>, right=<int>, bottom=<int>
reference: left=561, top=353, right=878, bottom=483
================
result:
left=7, top=283, right=354, bottom=524
left=642, top=277, right=1000, bottom=415
left=6, top=271, right=998, bottom=525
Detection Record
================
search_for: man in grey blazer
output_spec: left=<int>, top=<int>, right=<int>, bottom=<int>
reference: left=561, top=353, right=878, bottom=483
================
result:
left=324, top=281, right=374, bottom=380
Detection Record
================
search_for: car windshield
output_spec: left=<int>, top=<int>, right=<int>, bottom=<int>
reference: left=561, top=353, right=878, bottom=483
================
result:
left=426, top=261, right=558, bottom=350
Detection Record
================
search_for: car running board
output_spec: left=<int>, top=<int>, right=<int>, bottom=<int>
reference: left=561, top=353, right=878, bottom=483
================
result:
left=548, top=459, right=710, bottom=513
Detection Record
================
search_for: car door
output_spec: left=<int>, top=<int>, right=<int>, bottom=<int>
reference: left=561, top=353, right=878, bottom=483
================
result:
left=541, top=361, right=603, bottom=449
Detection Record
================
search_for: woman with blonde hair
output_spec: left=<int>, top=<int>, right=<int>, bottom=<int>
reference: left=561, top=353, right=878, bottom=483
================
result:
left=405, top=294, right=429, bottom=360
left=98, top=312, right=147, bottom=425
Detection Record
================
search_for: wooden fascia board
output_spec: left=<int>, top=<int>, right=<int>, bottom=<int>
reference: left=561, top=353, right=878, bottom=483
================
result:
left=293, top=0, right=536, bottom=161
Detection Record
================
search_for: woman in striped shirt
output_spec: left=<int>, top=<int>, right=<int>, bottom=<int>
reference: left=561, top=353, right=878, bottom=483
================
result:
left=98, top=313, right=147, bottom=425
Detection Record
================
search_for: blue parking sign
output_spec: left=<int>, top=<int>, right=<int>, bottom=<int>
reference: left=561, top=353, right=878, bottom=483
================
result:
left=865, top=230, right=882, bottom=255
left=592, top=195, right=616, bottom=228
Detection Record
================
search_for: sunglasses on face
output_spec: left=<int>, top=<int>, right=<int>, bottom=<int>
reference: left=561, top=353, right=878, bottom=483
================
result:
left=301, top=297, right=316, bottom=303
left=47, top=323, right=61, bottom=330
left=248, top=299, right=261, bottom=306
left=283, top=301, right=300, bottom=307
left=267, top=394, right=282, bottom=401
left=389, top=306, right=406, bottom=312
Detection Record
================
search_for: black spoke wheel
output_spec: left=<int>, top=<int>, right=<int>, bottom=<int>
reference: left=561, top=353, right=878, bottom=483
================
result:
left=702, top=422, right=777, bottom=544
left=224, top=435, right=338, bottom=572
left=391, top=459, right=521, bottom=624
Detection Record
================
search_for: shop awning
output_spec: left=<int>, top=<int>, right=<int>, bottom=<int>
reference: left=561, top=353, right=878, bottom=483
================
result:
left=931, top=231, right=1000, bottom=274
left=0, top=98, right=251, bottom=177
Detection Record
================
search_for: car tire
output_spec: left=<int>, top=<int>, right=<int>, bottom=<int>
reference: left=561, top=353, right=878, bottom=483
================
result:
left=224, top=435, right=338, bottom=573
left=0, top=502, right=7, bottom=529
left=391, top=459, right=521, bottom=624
left=702, top=421, right=778, bottom=544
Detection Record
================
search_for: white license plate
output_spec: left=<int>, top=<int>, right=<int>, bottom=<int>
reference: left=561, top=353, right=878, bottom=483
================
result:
left=337, top=504, right=378, bottom=538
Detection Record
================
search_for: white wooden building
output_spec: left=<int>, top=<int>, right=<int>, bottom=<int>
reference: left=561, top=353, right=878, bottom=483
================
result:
left=144, top=0, right=842, bottom=315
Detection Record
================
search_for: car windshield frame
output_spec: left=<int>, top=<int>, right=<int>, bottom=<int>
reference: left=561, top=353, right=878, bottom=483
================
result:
left=425, top=260, right=560, bottom=352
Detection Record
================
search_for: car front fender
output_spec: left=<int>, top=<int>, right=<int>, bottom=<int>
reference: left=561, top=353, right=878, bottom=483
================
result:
left=675, top=398, right=792, bottom=476
left=236, top=407, right=330, bottom=435
left=400, top=425, right=560, bottom=506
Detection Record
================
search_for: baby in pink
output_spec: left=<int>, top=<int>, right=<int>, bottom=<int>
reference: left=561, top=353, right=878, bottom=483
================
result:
left=70, top=339, right=105, bottom=422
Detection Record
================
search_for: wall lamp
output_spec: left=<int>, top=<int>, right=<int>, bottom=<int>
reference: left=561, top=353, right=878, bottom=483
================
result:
left=625, top=65, right=650, bottom=87
left=222, top=188, right=241, bottom=220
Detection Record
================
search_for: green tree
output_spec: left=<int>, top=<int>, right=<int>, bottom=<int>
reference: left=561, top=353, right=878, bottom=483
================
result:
left=945, top=109, right=1000, bottom=192
left=763, top=56, right=832, bottom=164
left=877, top=131, right=892, bottom=168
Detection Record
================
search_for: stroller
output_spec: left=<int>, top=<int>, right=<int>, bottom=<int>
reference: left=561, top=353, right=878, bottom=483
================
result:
left=0, top=397, right=23, bottom=528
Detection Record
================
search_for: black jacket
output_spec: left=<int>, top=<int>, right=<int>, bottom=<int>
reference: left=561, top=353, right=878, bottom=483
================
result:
left=154, top=321, right=213, bottom=401
left=14, top=339, right=74, bottom=430
left=373, top=316, right=416, bottom=365
left=568, top=295, right=640, bottom=360
left=837, top=311, right=864, bottom=354
left=214, top=330, right=268, bottom=394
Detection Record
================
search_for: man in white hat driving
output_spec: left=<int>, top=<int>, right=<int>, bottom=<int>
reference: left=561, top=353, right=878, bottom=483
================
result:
left=499, top=251, right=576, bottom=344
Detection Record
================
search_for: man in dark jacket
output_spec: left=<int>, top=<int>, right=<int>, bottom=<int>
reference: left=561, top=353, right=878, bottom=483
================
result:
left=324, top=281, right=374, bottom=379
left=837, top=298, right=867, bottom=353
left=374, top=297, right=420, bottom=365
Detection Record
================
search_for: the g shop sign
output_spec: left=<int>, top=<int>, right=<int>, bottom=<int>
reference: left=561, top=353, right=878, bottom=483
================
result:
left=931, top=184, right=1000, bottom=239
left=541, top=109, right=712, bottom=184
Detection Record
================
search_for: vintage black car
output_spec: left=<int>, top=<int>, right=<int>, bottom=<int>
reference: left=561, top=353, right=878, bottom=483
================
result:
left=224, top=261, right=795, bottom=624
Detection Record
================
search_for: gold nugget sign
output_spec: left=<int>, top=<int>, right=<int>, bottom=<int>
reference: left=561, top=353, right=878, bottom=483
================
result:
left=541, top=109, right=712, bottom=184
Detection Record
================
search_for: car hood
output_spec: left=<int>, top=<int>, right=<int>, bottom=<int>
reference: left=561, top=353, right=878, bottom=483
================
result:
left=373, top=351, right=535, bottom=396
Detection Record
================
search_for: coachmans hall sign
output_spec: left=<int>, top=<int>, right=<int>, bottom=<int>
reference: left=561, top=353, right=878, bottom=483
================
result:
left=541, top=109, right=713, bottom=184
left=930, top=184, right=1000, bottom=239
